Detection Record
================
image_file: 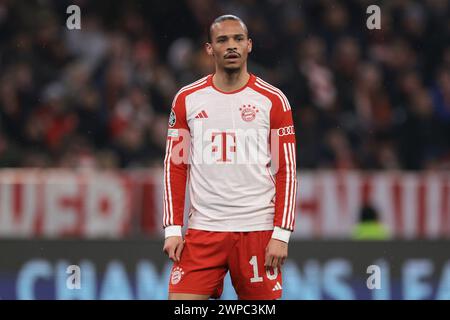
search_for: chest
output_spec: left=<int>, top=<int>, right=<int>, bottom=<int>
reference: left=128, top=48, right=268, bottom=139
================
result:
left=186, top=90, right=270, bottom=132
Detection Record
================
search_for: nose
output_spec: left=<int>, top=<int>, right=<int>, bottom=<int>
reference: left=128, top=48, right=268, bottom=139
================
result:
left=227, top=39, right=238, bottom=50
left=227, top=44, right=237, bottom=51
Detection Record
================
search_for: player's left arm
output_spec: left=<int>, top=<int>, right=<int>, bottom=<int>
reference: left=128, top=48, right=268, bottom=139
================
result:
left=265, top=92, right=297, bottom=269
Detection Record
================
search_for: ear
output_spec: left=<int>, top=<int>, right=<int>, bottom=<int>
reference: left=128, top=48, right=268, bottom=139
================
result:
left=247, top=38, right=253, bottom=53
left=205, top=42, right=214, bottom=56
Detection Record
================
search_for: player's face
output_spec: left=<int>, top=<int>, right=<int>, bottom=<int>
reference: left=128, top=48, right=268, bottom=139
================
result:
left=206, top=20, right=252, bottom=72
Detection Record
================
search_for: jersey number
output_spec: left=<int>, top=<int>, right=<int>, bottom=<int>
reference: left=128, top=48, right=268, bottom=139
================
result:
left=249, top=255, right=278, bottom=283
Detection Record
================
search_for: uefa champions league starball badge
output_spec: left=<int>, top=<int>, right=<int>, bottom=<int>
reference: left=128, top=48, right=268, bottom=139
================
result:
left=168, top=110, right=176, bottom=127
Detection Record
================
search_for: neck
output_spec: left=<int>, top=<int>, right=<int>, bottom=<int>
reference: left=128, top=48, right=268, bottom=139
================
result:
left=213, top=68, right=250, bottom=92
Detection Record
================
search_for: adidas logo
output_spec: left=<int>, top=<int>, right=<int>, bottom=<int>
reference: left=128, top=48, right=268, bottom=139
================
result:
left=195, top=110, right=208, bottom=119
left=272, top=282, right=282, bottom=291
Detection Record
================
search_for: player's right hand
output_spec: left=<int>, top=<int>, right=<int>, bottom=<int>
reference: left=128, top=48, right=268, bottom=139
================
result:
left=163, top=236, right=184, bottom=262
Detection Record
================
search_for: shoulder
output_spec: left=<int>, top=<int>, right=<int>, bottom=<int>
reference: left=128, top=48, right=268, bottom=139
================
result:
left=249, top=76, right=291, bottom=112
left=172, top=75, right=211, bottom=107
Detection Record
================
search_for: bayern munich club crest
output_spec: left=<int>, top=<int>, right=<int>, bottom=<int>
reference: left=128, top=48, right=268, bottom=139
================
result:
left=171, top=266, right=185, bottom=285
left=239, top=104, right=259, bottom=122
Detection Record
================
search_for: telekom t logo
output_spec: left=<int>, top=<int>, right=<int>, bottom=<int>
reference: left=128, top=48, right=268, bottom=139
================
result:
left=211, top=132, right=236, bottom=162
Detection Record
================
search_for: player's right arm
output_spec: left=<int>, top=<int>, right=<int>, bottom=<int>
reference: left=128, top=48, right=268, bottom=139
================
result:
left=162, top=92, right=190, bottom=262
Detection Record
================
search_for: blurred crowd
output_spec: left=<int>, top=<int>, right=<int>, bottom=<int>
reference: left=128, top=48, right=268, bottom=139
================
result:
left=0, top=0, right=449, bottom=170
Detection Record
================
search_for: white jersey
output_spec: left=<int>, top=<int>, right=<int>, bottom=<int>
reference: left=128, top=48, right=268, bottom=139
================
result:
left=163, top=74, right=297, bottom=241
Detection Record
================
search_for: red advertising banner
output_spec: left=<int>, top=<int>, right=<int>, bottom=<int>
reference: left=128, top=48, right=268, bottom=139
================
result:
left=0, top=170, right=449, bottom=238
left=0, top=170, right=133, bottom=237
left=296, top=171, right=450, bottom=239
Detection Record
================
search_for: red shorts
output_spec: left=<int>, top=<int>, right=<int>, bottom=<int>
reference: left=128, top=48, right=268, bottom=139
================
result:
left=168, top=229, right=282, bottom=300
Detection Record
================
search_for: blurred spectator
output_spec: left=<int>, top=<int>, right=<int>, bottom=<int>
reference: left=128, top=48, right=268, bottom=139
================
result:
left=431, top=68, right=450, bottom=123
left=352, top=205, right=390, bottom=240
left=398, top=88, right=446, bottom=169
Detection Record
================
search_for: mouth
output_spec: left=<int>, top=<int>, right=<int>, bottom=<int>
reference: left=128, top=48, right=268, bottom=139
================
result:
left=224, top=53, right=240, bottom=59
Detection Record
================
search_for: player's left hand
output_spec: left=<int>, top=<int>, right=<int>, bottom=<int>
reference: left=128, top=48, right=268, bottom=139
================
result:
left=265, top=238, right=288, bottom=269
